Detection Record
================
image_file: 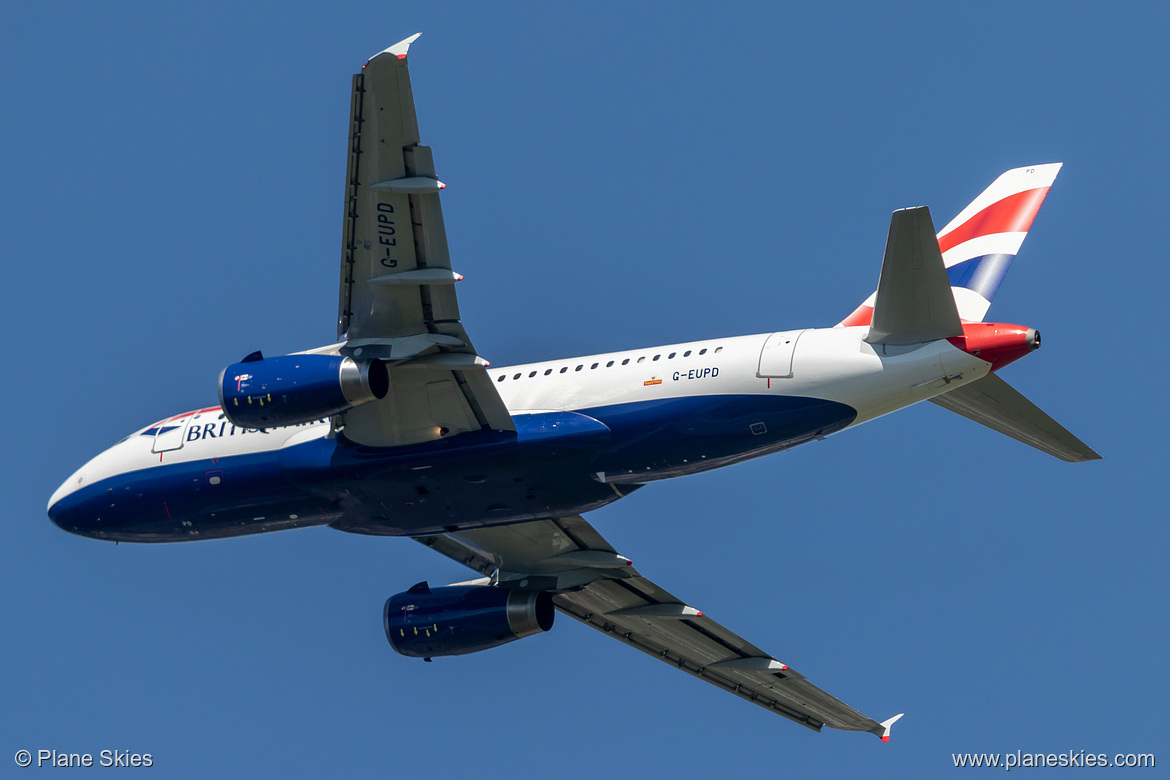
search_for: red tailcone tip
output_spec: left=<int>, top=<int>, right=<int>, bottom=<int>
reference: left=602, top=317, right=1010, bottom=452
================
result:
left=438, top=182, right=447, bottom=189
left=948, top=322, right=1038, bottom=373
left=882, top=735, right=890, bottom=743
left=455, top=274, right=464, bottom=281
left=696, top=611, right=703, bottom=617
left=779, top=664, right=788, bottom=671
left=396, top=53, right=407, bottom=60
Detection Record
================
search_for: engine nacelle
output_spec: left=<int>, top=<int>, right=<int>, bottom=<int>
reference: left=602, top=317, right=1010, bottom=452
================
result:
left=383, top=582, right=555, bottom=659
left=218, top=352, right=389, bottom=428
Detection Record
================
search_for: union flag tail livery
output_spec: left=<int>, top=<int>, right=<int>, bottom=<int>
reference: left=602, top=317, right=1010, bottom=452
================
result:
left=841, top=164, right=1062, bottom=327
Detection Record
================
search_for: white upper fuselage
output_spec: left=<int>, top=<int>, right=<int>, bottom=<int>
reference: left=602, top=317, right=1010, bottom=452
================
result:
left=489, top=327, right=987, bottom=422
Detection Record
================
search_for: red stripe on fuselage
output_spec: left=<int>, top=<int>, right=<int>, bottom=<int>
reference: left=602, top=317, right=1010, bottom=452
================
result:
left=155, top=407, right=221, bottom=426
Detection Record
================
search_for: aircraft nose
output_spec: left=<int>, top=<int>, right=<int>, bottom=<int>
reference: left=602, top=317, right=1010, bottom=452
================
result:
left=47, top=457, right=120, bottom=539
left=47, top=469, right=95, bottom=535
left=48, top=468, right=83, bottom=517
left=48, top=470, right=82, bottom=512
left=47, top=440, right=168, bottom=541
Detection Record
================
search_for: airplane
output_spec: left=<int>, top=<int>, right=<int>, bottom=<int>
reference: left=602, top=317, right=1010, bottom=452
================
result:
left=46, top=34, right=1099, bottom=740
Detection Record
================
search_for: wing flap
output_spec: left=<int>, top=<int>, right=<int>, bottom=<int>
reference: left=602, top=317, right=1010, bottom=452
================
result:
left=416, top=515, right=892, bottom=734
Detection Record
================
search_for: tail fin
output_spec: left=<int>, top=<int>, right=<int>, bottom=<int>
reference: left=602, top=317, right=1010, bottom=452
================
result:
left=840, top=164, right=1062, bottom=327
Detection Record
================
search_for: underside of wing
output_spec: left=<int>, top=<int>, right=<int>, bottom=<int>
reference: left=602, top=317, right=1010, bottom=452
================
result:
left=416, top=515, right=899, bottom=737
left=335, top=36, right=513, bottom=446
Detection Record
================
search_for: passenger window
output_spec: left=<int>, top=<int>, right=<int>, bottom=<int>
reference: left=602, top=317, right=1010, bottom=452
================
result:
left=714, top=346, right=723, bottom=354
left=560, top=367, right=567, bottom=373
left=529, top=371, right=537, bottom=378
left=684, top=350, right=691, bottom=357
left=591, top=363, right=598, bottom=369
left=622, top=358, right=629, bottom=365
left=544, top=369, right=552, bottom=375
left=606, top=361, right=614, bottom=367
left=496, top=375, right=505, bottom=383
left=513, top=373, right=521, bottom=380
left=637, top=356, right=645, bottom=364
left=653, top=355, right=660, bottom=361
left=575, top=365, right=583, bottom=371
left=668, top=352, right=676, bottom=359
left=699, top=348, right=707, bottom=355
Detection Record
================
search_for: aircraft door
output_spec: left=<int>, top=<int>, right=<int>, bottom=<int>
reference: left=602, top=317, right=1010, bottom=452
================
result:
left=757, top=330, right=806, bottom=378
left=151, top=415, right=191, bottom=453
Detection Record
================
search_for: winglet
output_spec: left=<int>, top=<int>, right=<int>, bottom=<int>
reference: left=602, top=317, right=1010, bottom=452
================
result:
left=874, top=713, right=904, bottom=742
left=371, top=33, right=422, bottom=63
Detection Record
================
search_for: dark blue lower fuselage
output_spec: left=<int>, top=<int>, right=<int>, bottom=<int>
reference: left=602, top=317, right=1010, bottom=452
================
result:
left=49, top=395, right=855, bottom=542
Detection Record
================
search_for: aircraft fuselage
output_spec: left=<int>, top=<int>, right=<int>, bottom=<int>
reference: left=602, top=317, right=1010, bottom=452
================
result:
left=48, top=327, right=991, bottom=542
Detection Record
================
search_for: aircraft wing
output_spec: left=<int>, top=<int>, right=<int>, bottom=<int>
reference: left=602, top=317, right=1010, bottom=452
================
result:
left=416, top=515, right=901, bottom=738
left=335, top=35, right=513, bottom=447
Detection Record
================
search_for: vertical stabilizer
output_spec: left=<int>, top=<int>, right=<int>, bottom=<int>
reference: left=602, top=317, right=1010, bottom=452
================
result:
left=842, top=164, right=1062, bottom=327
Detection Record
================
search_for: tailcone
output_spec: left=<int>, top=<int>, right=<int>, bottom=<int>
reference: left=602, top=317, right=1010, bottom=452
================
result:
left=947, top=322, right=1039, bottom=372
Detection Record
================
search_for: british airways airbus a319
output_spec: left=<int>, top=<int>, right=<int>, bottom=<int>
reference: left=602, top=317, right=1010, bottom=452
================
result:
left=47, top=35, right=1099, bottom=740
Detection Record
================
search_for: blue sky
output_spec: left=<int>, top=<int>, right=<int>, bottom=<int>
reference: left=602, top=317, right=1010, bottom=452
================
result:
left=3, top=1, right=1166, bottom=777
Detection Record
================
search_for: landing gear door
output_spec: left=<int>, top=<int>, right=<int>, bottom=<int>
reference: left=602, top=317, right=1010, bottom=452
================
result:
left=151, top=415, right=191, bottom=453
left=757, top=330, right=806, bottom=378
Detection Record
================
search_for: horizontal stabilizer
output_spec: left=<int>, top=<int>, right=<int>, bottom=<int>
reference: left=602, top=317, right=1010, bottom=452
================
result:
left=866, top=207, right=964, bottom=346
left=930, top=374, right=1101, bottom=462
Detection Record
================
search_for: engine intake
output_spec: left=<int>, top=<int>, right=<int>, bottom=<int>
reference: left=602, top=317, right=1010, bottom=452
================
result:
left=384, top=582, right=555, bottom=659
left=218, top=352, right=389, bottom=428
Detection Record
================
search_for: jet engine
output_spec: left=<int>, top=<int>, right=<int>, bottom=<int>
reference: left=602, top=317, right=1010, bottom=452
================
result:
left=383, top=582, right=555, bottom=658
left=218, top=352, right=389, bottom=428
